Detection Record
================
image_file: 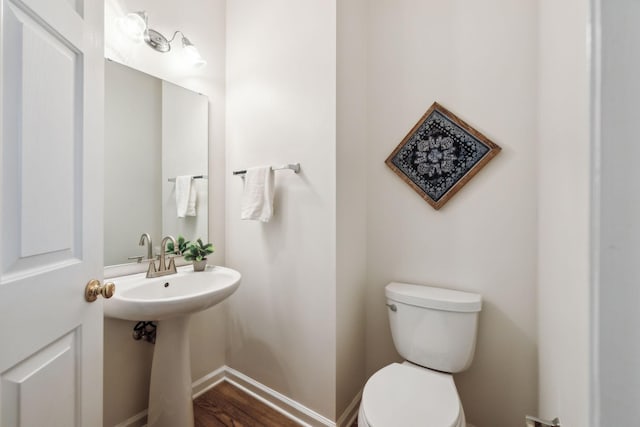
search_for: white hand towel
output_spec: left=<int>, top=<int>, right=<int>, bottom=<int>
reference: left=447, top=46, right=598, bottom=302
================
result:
left=240, top=166, right=274, bottom=222
left=185, top=182, right=197, bottom=217
left=175, top=175, right=197, bottom=218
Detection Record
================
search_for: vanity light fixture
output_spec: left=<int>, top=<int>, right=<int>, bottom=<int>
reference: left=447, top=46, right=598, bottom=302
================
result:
left=118, top=11, right=207, bottom=68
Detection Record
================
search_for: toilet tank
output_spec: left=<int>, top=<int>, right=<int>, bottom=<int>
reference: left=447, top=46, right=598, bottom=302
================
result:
left=386, top=282, right=482, bottom=373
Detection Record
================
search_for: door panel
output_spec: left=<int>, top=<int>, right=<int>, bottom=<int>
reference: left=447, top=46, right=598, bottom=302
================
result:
left=3, top=1, right=82, bottom=274
left=18, top=3, right=79, bottom=258
left=0, top=0, right=103, bottom=425
left=2, top=331, right=79, bottom=427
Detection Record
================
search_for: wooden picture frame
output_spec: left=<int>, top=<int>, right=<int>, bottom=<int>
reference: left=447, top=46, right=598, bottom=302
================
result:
left=385, top=102, right=501, bottom=210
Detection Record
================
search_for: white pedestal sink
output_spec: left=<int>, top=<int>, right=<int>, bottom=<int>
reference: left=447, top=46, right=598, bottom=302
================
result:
left=104, top=265, right=241, bottom=427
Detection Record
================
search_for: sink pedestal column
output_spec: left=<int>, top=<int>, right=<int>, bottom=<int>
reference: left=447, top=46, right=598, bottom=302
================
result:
left=147, top=315, right=194, bottom=427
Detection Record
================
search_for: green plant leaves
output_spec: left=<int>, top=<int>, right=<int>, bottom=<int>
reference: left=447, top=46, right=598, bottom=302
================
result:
left=167, top=235, right=191, bottom=255
left=183, top=237, right=214, bottom=261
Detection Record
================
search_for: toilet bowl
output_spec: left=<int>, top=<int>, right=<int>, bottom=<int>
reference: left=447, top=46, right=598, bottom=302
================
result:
left=358, top=282, right=482, bottom=427
left=358, top=362, right=465, bottom=427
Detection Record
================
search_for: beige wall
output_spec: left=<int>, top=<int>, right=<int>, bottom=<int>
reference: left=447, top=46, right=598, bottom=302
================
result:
left=225, top=0, right=337, bottom=419
left=336, top=0, right=368, bottom=419
left=364, top=1, right=539, bottom=426
left=103, top=0, right=226, bottom=425
left=537, top=0, right=590, bottom=425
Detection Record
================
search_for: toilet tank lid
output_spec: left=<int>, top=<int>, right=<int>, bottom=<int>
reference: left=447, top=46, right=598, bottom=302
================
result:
left=386, top=282, right=482, bottom=312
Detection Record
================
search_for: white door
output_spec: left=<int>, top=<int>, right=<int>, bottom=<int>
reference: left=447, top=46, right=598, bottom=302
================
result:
left=0, top=0, right=104, bottom=426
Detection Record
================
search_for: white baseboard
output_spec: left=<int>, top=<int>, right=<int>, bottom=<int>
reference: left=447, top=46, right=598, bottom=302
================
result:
left=113, top=366, right=361, bottom=427
left=224, top=366, right=336, bottom=427
left=336, top=390, right=362, bottom=427
left=191, top=365, right=226, bottom=399
left=113, top=410, right=147, bottom=427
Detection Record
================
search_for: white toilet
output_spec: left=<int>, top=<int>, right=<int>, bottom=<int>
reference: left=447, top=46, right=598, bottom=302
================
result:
left=358, top=282, right=482, bottom=427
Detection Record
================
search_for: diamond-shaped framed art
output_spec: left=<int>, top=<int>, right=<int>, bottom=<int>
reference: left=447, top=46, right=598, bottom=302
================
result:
left=385, top=102, right=501, bottom=210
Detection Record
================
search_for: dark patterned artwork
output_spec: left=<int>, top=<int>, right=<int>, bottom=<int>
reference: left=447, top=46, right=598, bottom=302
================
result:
left=385, top=102, right=501, bottom=210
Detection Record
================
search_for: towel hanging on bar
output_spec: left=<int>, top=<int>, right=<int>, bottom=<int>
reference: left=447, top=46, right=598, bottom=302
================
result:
left=240, top=166, right=275, bottom=222
left=175, top=176, right=197, bottom=218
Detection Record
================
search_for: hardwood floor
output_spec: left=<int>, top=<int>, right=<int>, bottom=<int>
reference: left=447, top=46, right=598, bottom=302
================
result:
left=193, top=381, right=359, bottom=427
left=194, top=381, right=300, bottom=427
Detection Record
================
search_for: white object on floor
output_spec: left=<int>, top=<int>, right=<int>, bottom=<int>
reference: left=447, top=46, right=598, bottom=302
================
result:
left=360, top=362, right=465, bottom=427
left=105, top=266, right=241, bottom=427
left=175, top=175, right=197, bottom=217
left=240, top=166, right=275, bottom=222
left=358, top=282, right=482, bottom=427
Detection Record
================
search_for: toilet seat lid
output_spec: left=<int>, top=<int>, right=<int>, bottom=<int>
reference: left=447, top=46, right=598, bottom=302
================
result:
left=362, top=363, right=462, bottom=427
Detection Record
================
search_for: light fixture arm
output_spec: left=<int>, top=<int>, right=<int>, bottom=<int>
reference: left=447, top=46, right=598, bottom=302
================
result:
left=167, top=30, right=187, bottom=44
left=167, top=30, right=197, bottom=50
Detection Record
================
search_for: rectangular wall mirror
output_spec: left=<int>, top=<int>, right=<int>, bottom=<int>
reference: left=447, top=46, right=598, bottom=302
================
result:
left=104, top=59, right=209, bottom=268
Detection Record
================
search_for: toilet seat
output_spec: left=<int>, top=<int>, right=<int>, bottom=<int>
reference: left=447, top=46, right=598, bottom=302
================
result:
left=361, top=363, right=464, bottom=427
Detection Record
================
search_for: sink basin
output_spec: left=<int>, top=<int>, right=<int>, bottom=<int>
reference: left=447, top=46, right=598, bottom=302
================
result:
left=104, top=265, right=241, bottom=320
left=104, top=264, right=241, bottom=427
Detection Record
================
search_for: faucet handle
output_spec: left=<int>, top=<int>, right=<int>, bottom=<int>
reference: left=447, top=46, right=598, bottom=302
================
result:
left=167, top=256, right=177, bottom=274
left=127, top=255, right=144, bottom=263
left=146, top=259, right=158, bottom=278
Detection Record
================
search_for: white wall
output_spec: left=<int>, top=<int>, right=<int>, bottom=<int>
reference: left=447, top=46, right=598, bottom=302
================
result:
left=225, top=0, right=337, bottom=419
left=336, top=0, right=368, bottom=418
left=364, top=1, right=539, bottom=426
left=595, top=0, right=640, bottom=424
left=537, top=0, right=590, bottom=425
left=103, top=1, right=226, bottom=425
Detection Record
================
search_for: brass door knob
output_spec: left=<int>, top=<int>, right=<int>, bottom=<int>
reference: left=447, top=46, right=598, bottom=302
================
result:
left=85, top=279, right=116, bottom=302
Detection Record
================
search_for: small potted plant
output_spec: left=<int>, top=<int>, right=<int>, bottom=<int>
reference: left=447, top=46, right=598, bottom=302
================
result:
left=166, top=235, right=190, bottom=256
left=184, top=238, right=215, bottom=271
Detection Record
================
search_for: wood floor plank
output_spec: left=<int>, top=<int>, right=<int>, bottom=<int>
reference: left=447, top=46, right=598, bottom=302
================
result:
left=214, top=382, right=299, bottom=426
left=194, top=402, right=229, bottom=427
left=194, top=396, right=244, bottom=427
left=198, top=390, right=266, bottom=426
left=194, top=381, right=300, bottom=427
left=194, top=380, right=361, bottom=427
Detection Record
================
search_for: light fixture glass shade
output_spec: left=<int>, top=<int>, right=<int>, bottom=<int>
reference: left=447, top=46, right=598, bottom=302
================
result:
left=180, top=36, right=207, bottom=67
left=183, top=44, right=207, bottom=67
left=118, top=12, right=147, bottom=42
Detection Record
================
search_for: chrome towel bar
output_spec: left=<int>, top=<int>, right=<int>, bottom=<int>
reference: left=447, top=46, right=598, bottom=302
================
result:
left=233, top=163, right=301, bottom=176
left=167, top=175, right=208, bottom=183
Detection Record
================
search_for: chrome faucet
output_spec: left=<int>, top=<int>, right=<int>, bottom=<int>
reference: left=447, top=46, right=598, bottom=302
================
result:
left=139, top=233, right=153, bottom=260
left=146, top=235, right=178, bottom=278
